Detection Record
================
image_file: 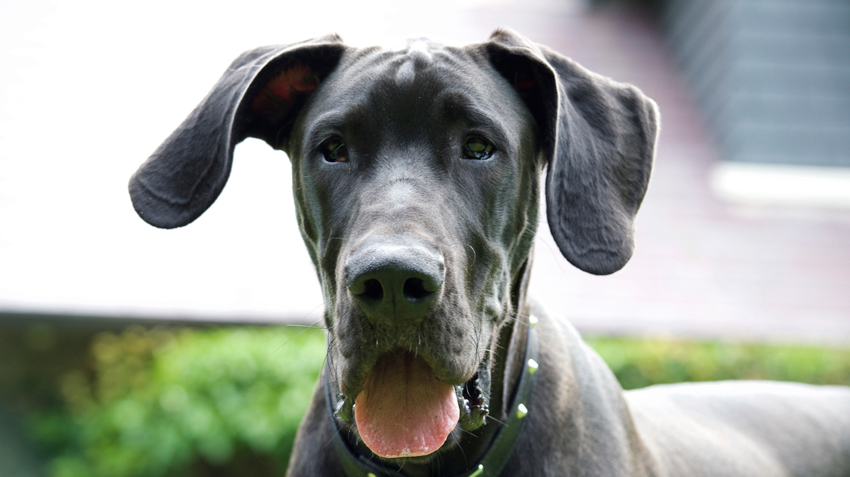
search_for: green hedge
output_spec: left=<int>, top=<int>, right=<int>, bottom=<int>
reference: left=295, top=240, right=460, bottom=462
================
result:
left=586, top=336, right=850, bottom=390
left=28, top=327, right=850, bottom=477
left=30, top=326, right=326, bottom=477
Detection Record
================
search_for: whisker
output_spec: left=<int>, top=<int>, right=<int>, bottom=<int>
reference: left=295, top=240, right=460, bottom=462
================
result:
left=485, top=414, right=508, bottom=426
left=266, top=317, right=326, bottom=357
left=456, top=437, right=469, bottom=468
left=465, top=243, right=477, bottom=262
left=324, top=332, right=342, bottom=391
left=286, top=323, right=329, bottom=330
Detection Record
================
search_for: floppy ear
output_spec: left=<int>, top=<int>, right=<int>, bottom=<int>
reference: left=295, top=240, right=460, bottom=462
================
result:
left=484, top=29, right=658, bottom=275
left=129, top=35, right=347, bottom=229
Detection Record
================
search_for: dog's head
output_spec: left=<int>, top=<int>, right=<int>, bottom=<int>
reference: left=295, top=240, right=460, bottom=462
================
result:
left=130, top=29, right=657, bottom=463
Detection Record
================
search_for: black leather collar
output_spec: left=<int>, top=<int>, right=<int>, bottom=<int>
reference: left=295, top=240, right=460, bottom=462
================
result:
left=324, top=317, right=540, bottom=477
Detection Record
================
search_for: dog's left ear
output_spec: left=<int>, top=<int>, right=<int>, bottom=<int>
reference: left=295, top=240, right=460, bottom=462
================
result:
left=129, top=35, right=347, bottom=229
left=483, top=29, right=659, bottom=275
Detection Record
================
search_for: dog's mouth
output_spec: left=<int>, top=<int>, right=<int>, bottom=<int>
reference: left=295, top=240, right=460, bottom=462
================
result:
left=334, top=350, right=490, bottom=459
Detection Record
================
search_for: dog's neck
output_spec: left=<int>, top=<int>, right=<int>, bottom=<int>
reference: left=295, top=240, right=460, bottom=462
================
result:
left=492, top=253, right=534, bottom=421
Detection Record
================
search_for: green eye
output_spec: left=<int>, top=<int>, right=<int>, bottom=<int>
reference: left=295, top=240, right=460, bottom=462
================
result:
left=322, top=138, right=348, bottom=163
left=463, top=136, right=494, bottom=160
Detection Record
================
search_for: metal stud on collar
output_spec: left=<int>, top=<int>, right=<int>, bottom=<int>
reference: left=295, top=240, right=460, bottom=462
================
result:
left=527, top=358, right=538, bottom=375
left=529, top=315, right=538, bottom=328
left=469, top=464, right=484, bottom=477
left=517, top=403, right=528, bottom=419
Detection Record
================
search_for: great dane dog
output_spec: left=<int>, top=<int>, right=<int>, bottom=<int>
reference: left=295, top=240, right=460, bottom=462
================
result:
left=130, top=30, right=850, bottom=476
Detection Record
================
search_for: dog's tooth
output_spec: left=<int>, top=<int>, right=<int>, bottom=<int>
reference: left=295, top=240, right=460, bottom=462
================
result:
left=335, top=394, right=355, bottom=422
left=455, top=385, right=467, bottom=407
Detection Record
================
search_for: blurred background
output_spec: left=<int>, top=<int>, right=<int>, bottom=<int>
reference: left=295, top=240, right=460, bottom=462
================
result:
left=1, top=0, right=849, bottom=475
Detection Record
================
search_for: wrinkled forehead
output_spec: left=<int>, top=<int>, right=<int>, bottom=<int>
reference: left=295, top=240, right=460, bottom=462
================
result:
left=302, top=39, right=527, bottom=135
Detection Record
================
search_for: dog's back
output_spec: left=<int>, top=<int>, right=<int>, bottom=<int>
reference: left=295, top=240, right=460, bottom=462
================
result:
left=626, top=380, right=850, bottom=476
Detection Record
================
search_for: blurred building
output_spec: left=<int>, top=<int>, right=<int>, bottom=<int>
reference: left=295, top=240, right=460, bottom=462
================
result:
left=657, top=0, right=850, bottom=168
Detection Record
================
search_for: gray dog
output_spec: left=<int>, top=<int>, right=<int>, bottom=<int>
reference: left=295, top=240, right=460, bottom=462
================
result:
left=130, top=30, right=850, bottom=476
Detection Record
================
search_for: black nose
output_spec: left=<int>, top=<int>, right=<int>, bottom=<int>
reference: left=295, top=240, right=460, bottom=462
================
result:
left=345, top=242, right=445, bottom=322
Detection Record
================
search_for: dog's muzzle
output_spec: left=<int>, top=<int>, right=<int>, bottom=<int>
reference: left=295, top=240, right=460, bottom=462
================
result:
left=334, top=239, right=492, bottom=457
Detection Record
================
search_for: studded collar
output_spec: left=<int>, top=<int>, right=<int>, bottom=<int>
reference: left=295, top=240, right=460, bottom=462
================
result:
left=324, top=316, right=540, bottom=477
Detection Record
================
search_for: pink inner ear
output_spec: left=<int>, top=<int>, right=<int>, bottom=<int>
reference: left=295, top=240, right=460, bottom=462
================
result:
left=252, top=63, right=319, bottom=112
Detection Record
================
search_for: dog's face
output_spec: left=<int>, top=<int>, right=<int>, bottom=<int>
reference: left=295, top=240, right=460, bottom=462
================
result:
left=129, top=29, right=657, bottom=464
left=283, top=42, right=543, bottom=457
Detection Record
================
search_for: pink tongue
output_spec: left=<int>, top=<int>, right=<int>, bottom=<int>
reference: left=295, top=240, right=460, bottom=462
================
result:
left=354, top=351, right=459, bottom=458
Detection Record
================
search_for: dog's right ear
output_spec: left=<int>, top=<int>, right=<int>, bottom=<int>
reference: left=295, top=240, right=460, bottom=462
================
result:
left=129, top=35, right=347, bottom=229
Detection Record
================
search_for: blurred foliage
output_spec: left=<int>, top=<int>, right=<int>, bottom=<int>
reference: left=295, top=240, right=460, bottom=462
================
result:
left=586, top=336, right=850, bottom=390
left=29, top=326, right=326, bottom=477
left=25, top=327, right=850, bottom=477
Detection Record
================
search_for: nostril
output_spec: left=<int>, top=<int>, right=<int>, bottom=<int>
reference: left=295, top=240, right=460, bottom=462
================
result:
left=403, top=277, right=432, bottom=302
left=360, top=279, right=384, bottom=302
left=345, top=242, right=444, bottom=317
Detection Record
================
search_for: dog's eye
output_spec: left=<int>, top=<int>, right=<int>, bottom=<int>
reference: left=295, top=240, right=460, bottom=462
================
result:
left=462, top=136, right=494, bottom=160
left=322, top=138, right=349, bottom=163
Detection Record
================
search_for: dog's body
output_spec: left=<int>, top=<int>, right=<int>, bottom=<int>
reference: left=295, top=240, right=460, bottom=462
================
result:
left=292, top=305, right=850, bottom=476
left=130, top=30, right=850, bottom=476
